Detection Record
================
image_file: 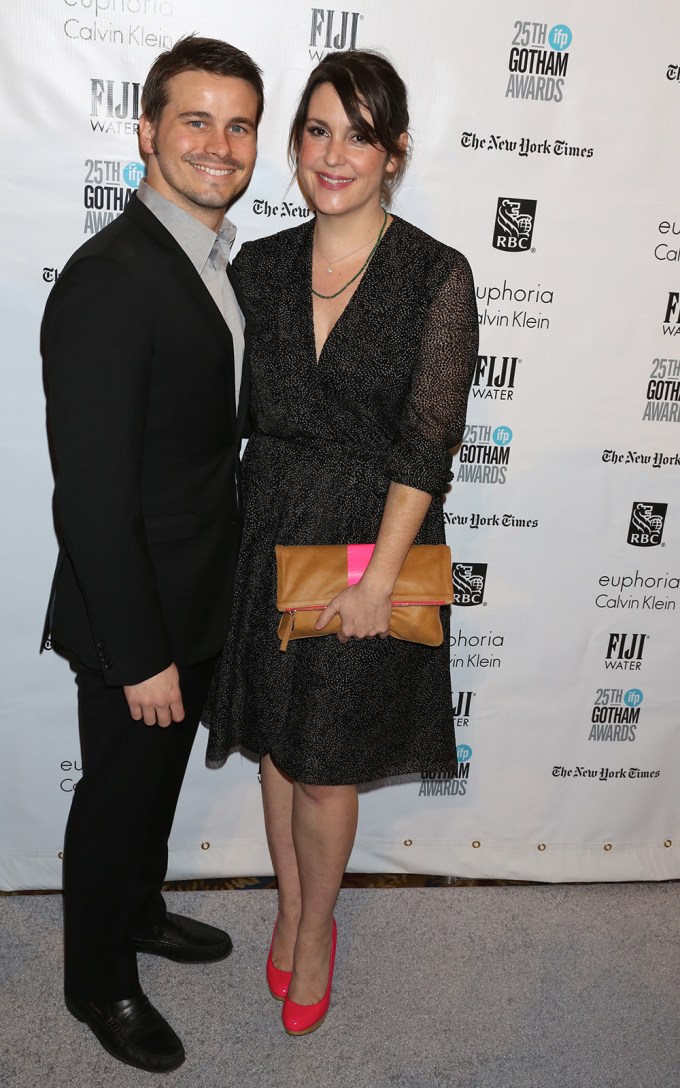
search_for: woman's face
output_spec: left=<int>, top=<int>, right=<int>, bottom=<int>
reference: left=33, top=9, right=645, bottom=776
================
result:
left=297, top=82, right=396, bottom=218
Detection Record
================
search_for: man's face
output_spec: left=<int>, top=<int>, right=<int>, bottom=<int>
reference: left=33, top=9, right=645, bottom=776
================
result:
left=139, top=69, right=259, bottom=229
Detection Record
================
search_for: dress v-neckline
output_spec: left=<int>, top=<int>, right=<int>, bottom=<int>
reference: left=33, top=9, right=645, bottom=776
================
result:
left=307, top=216, right=397, bottom=364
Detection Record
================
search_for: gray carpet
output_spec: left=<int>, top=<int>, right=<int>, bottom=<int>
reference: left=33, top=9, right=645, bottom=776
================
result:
left=1, top=885, right=679, bottom=1087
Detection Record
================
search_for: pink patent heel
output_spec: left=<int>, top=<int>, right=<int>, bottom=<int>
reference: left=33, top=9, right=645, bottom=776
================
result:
left=282, top=919, right=337, bottom=1036
left=267, top=916, right=292, bottom=1001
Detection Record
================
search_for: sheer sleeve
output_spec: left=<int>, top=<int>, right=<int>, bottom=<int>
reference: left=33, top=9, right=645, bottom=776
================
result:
left=384, top=249, right=478, bottom=495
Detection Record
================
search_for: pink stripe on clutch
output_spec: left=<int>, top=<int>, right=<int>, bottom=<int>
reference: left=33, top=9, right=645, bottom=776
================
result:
left=347, top=543, right=375, bottom=585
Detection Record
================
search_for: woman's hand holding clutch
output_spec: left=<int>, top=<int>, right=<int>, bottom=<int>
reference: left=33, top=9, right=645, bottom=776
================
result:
left=314, top=581, right=392, bottom=643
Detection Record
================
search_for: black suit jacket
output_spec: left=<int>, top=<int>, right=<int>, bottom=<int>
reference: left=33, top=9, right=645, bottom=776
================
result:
left=42, top=193, right=250, bottom=685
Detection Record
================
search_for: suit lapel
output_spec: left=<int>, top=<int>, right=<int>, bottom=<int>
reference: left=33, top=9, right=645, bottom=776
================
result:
left=125, top=195, right=237, bottom=427
left=228, top=263, right=251, bottom=441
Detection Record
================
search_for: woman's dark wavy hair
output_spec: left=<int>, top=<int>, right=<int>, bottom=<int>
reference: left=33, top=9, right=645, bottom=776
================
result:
left=142, top=34, right=264, bottom=127
left=288, top=50, right=411, bottom=207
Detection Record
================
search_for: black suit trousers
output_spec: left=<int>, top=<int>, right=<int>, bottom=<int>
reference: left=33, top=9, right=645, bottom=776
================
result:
left=63, top=657, right=215, bottom=1001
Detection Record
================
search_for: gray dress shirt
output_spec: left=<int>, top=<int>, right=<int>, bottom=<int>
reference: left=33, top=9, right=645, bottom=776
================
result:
left=136, top=180, right=245, bottom=409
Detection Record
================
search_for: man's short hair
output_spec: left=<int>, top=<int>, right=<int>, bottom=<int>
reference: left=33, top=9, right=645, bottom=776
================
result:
left=142, top=34, right=264, bottom=127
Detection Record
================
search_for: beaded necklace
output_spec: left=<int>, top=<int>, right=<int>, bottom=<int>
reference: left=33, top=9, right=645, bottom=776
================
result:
left=311, top=208, right=388, bottom=300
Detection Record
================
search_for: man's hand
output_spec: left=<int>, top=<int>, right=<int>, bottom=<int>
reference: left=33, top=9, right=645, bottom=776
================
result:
left=123, top=664, right=185, bottom=728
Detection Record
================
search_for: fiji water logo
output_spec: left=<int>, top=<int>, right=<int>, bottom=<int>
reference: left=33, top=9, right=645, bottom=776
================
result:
left=605, top=633, right=648, bottom=671
left=123, top=161, right=145, bottom=188
left=627, top=502, right=668, bottom=547
left=457, top=744, right=473, bottom=762
left=309, top=8, right=361, bottom=59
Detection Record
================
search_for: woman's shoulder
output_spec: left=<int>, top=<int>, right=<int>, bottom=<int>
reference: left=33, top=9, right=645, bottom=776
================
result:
left=235, top=220, right=313, bottom=265
left=391, top=215, right=472, bottom=279
left=232, top=220, right=312, bottom=297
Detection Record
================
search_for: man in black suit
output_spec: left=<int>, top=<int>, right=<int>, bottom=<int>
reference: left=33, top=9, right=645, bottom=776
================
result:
left=42, top=36, right=263, bottom=1072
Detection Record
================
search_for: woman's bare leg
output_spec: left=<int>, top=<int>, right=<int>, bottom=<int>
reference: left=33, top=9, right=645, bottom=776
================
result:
left=260, top=755, right=301, bottom=970
left=288, top=781, right=358, bottom=1003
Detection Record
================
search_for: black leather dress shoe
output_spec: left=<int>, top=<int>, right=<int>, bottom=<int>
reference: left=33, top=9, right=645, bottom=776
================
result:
left=65, top=990, right=185, bottom=1072
left=132, top=912, right=233, bottom=963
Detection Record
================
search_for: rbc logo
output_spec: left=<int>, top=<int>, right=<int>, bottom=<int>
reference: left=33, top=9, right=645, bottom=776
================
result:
left=457, top=744, right=472, bottom=762
left=627, top=501, right=668, bottom=547
left=493, top=426, right=513, bottom=446
left=548, top=24, right=572, bottom=50
left=624, top=689, right=643, bottom=707
left=123, top=161, right=145, bottom=188
left=452, top=562, right=488, bottom=607
left=493, top=197, right=537, bottom=253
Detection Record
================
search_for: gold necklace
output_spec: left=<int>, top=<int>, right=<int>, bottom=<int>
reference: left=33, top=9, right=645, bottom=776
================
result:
left=315, top=229, right=377, bottom=275
left=312, top=209, right=388, bottom=301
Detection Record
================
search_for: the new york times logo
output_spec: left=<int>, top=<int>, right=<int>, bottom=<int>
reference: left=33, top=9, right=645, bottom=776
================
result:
left=452, top=563, right=487, bottom=607
left=605, top=633, right=648, bottom=672
left=309, top=8, right=361, bottom=60
left=493, top=198, right=537, bottom=253
left=90, top=78, right=142, bottom=135
left=627, top=502, right=668, bottom=548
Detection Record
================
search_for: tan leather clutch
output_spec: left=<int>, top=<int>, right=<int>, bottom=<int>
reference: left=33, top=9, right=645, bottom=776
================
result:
left=275, top=543, right=453, bottom=651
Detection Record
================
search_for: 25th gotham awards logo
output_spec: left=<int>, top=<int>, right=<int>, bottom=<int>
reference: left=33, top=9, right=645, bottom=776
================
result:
left=419, top=745, right=471, bottom=797
left=506, top=21, right=572, bottom=101
left=627, top=502, right=668, bottom=547
left=83, top=159, right=145, bottom=234
left=309, top=8, right=361, bottom=60
left=493, top=198, right=537, bottom=253
left=588, top=688, right=643, bottom=743
left=455, top=424, right=513, bottom=485
left=642, top=358, right=680, bottom=423
left=452, top=563, right=487, bottom=607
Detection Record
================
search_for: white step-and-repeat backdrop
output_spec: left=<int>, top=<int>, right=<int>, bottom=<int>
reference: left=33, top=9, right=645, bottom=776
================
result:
left=2, top=0, right=679, bottom=890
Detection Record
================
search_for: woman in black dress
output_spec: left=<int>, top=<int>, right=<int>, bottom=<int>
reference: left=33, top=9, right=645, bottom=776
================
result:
left=204, top=50, right=478, bottom=1034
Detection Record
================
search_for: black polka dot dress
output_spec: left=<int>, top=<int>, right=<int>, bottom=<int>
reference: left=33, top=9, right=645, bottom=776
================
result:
left=203, top=216, right=478, bottom=785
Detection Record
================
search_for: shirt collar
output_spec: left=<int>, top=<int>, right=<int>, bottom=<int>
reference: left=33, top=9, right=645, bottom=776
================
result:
left=136, top=180, right=237, bottom=275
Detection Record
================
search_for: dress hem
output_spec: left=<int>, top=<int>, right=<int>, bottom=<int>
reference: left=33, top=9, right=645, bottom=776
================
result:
left=204, top=740, right=457, bottom=787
